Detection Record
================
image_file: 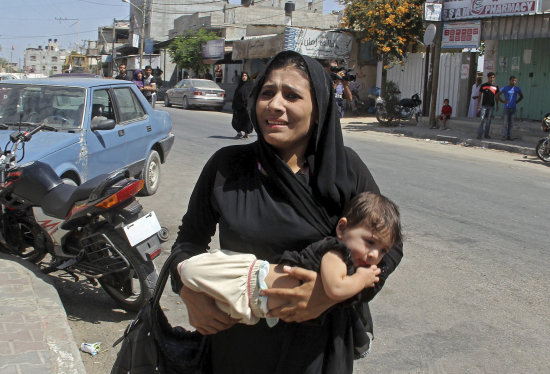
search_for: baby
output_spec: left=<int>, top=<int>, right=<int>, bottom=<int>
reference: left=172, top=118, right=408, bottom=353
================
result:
left=177, top=191, right=402, bottom=327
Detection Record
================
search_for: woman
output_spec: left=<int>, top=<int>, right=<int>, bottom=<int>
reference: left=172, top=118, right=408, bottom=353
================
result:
left=170, top=51, right=402, bottom=373
left=231, top=71, right=254, bottom=139
left=131, top=69, right=144, bottom=92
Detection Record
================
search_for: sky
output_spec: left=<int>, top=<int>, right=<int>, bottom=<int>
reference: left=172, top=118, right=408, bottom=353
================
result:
left=0, top=0, right=343, bottom=68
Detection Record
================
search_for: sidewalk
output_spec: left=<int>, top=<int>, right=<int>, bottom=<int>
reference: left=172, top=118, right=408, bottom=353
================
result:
left=340, top=114, right=540, bottom=156
left=0, top=253, right=86, bottom=374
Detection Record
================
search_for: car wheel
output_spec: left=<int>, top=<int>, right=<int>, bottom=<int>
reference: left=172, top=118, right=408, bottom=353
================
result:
left=139, top=150, right=161, bottom=196
left=182, top=96, right=189, bottom=110
left=164, top=95, right=171, bottom=107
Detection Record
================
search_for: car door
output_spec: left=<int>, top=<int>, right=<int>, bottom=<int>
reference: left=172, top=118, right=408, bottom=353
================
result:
left=170, top=80, right=183, bottom=102
left=111, top=86, right=150, bottom=176
left=85, top=87, right=128, bottom=179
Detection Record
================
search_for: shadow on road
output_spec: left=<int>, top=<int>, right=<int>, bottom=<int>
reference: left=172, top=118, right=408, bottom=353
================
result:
left=52, top=274, right=135, bottom=324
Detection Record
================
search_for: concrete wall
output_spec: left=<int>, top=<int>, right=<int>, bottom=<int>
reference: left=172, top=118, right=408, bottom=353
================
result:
left=24, top=47, right=67, bottom=75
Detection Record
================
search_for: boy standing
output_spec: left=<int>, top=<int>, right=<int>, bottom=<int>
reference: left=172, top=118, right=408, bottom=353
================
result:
left=476, top=72, right=499, bottom=139
left=499, top=76, right=524, bottom=141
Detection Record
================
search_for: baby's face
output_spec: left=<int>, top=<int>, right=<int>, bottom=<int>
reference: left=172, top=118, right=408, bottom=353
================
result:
left=339, top=224, right=392, bottom=268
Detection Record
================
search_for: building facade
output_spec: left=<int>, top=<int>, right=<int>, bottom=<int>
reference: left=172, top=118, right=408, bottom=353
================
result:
left=23, top=39, right=67, bottom=75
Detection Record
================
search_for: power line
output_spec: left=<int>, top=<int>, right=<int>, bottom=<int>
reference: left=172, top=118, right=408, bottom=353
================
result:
left=75, top=0, right=125, bottom=5
left=0, top=29, right=98, bottom=40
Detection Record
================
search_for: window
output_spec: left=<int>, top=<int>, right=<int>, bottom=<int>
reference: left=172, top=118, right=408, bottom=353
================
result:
left=30, top=56, right=36, bottom=62
left=51, top=56, right=58, bottom=63
left=91, top=89, right=115, bottom=121
left=53, top=66, right=58, bottom=71
left=112, top=87, right=145, bottom=122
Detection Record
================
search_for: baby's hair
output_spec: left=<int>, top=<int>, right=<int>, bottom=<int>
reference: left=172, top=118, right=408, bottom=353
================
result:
left=342, top=192, right=402, bottom=246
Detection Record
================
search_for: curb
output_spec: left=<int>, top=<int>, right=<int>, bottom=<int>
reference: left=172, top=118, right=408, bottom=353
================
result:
left=0, top=253, right=86, bottom=374
left=341, top=118, right=536, bottom=156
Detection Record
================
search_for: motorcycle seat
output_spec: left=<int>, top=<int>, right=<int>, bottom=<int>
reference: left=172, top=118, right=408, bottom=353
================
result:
left=41, top=171, right=113, bottom=219
left=399, top=98, right=421, bottom=108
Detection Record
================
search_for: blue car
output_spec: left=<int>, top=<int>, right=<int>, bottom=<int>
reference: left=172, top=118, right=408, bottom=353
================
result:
left=0, top=78, right=174, bottom=195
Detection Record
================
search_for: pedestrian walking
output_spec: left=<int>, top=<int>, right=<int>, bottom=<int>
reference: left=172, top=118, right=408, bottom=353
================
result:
left=231, top=71, right=254, bottom=139
left=499, top=76, right=524, bottom=140
left=476, top=72, right=499, bottom=139
left=468, top=77, right=482, bottom=118
left=169, top=50, right=402, bottom=373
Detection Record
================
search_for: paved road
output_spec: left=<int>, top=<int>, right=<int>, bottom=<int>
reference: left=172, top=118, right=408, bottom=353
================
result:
left=55, top=106, right=550, bottom=373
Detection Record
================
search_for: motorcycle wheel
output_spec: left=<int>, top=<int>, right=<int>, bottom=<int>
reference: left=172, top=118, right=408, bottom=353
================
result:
left=536, top=138, right=550, bottom=162
left=97, top=227, right=158, bottom=312
left=2, top=217, right=47, bottom=264
left=375, top=106, right=394, bottom=126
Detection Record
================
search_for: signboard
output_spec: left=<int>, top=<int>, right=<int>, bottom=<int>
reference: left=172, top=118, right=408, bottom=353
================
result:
left=144, top=38, right=154, bottom=54
left=441, top=21, right=481, bottom=49
left=202, top=39, right=225, bottom=60
left=443, top=0, right=538, bottom=20
left=132, top=34, right=139, bottom=48
left=424, top=2, right=443, bottom=21
left=284, top=27, right=352, bottom=59
left=232, top=35, right=285, bottom=60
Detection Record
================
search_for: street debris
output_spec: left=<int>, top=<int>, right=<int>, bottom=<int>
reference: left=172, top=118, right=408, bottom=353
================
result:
left=80, top=342, right=101, bottom=356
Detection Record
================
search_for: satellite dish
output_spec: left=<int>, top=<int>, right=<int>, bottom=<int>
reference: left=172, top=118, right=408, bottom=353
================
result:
left=424, top=24, right=437, bottom=46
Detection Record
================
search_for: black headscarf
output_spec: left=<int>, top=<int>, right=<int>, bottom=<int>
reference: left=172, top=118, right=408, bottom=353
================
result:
left=232, top=71, right=254, bottom=111
left=249, top=51, right=356, bottom=235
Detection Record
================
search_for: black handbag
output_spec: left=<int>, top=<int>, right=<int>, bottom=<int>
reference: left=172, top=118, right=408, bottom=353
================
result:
left=111, top=252, right=210, bottom=374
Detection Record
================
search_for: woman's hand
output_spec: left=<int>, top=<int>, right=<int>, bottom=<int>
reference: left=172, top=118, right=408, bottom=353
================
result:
left=179, top=284, right=238, bottom=335
left=261, top=266, right=336, bottom=323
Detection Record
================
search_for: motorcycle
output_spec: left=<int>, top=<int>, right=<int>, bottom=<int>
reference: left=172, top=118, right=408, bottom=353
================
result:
left=375, top=92, right=422, bottom=126
left=0, top=123, right=167, bottom=311
left=536, top=113, right=550, bottom=162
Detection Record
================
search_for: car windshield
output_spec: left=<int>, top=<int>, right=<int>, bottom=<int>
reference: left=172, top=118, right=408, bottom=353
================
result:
left=191, top=80, right=222, bottom=89
left=0, top=83, right=85, bottom=130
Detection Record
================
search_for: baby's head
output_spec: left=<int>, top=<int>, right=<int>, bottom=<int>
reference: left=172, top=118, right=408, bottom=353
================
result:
left=336, top=192, right=402, bottom=267
left=443, top=99, right=449, bottom=105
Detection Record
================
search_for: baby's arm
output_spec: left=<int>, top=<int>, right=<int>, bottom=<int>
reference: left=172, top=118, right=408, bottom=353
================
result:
left=320, top=250, right=380, bottom=302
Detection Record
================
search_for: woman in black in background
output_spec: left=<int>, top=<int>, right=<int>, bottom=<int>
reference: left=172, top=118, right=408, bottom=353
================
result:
left=170, top=51, right=402, bottom=373
left=231, top=71, right=254, bottom=139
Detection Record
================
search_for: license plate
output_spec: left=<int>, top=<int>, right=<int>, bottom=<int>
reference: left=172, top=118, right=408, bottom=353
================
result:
left=123, top=211, right=161, bottom=247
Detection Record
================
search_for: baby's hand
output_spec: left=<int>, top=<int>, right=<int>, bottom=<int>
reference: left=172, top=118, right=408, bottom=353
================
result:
left=355, top=265, right=381, bottom=289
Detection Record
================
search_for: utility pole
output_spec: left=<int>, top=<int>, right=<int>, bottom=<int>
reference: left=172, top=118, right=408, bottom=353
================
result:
left=422, top=2, right=444, bottom=128
left=122, top=0, right=146, bottom=69
left=428, top=24, right=442, bottom=128
left=112, top=19, right=116, bottom=75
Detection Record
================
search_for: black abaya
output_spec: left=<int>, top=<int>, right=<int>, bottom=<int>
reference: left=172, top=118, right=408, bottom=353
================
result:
left=171, top=51, right=403, bottom=374
left=231, top=73, right=254, bottom=134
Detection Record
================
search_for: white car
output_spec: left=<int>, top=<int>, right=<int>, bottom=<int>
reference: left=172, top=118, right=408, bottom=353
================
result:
left=164, top=79, right=225, bottom=111
left=0, top=73, right=18, bottom=81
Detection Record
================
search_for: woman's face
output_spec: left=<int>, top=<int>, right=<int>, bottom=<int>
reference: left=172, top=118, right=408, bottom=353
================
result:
left=256, top=66, right=317, bottom=157
left=136, top=72, right=142, bottom=79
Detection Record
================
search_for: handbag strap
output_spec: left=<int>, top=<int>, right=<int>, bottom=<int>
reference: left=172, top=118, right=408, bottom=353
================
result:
left=152, top=251, right=182, bottom=309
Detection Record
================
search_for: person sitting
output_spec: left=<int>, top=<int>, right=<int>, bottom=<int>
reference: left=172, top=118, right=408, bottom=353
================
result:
left=432, top=98, right=452, bottom=130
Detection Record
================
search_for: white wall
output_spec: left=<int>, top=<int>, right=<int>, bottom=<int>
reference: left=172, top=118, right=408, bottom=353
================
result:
left=387, top=52, right=462, bottom=118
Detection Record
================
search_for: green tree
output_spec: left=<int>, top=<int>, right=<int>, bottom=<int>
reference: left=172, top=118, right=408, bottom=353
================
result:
left=168, top=29, right=219, bottom=76
left=342, top=0, right=423, bottom=67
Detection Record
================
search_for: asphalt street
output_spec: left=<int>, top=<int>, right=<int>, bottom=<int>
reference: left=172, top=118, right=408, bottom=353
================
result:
left=55, top=106, right=550, bottom=373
